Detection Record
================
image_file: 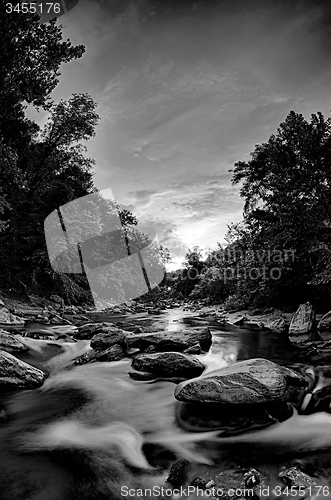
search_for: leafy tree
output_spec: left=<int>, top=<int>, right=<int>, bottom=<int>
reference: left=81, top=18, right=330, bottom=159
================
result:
left=0, top=6, right=145, bottom=304
left=229, top=109, right=331, bottom=308
left=0, top=2, right=84, bottom=146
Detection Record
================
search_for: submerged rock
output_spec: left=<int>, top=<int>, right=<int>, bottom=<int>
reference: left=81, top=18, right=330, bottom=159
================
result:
left=132, top=352, right=205, bottom=378
left=0, top=350, right=45, bottom=388
left=174, top=358, right=307, bottom=404
left=0, top=330, right=27, bottom=351
left=289, top=302, right=316, bottom=343
left=126, top=328, right=212, bottom=353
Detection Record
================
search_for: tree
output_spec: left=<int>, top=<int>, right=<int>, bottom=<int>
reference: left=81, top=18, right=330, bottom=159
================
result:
left=0, top=2, right=84, bottom=147
left=229, top=109, right=331, bottom=308
left=0, top=1, right=85, bottom=292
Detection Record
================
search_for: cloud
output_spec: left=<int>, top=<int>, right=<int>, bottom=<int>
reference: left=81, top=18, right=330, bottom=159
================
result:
left=122, top=174, right=243, bottom=266
left=58, top=0, right=331, bottom=269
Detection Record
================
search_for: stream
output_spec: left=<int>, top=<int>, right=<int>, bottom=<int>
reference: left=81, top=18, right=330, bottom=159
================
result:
left=1, top=307, right=331, bottom=499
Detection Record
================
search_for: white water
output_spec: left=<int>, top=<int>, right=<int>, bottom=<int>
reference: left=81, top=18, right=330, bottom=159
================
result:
left=2, top=311, right=331, bottom=499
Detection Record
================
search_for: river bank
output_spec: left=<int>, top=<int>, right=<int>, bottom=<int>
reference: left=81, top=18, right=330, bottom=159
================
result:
left=0, top=287, right=309, bottom=328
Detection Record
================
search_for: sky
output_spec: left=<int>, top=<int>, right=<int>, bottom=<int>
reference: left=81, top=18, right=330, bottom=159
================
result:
left=29, top=0, right=331, bottom=270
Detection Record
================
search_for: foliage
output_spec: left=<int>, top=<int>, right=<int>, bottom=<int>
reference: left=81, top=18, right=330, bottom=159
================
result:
left=0, top=5, right=171, bottom=305
left=227, top=110, right=331, bottom=308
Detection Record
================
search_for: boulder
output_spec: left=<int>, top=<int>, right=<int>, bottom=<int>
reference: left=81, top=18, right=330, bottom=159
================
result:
left=317, top=311, right=331, bottom=341
left=0, top=330, right=28, bottom=351
left=74, top=344, right=126, bottom=365
left=90, top=330, right=126, bottom=350
left=0, top=350, right=45, bottom=388
left=174, top=358, right=307, bottom=404
left=73, top=322, right=121, bottom=340
left=126, top=328, right=212, bottom=353
left=289, top=302, right=315, bottom=343
left=132, top=352, right=205, bottom=378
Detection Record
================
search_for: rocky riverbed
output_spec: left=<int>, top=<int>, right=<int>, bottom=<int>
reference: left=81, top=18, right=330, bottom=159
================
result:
left=1, top=292, right=331, bottom=499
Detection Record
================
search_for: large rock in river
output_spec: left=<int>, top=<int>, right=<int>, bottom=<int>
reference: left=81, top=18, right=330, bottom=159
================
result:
left=0, top=350, right=45, bottom=388
left=0, top=329, right=28, bottom=351
left=132, top=352, right=205, bottom=378
left=126, top=328, right=212, bottom=353
left=289, top=302, right=315, bottom=343
left=317, top=311, right=331, bottom=341
left=174, top=358, right=307, bottom=404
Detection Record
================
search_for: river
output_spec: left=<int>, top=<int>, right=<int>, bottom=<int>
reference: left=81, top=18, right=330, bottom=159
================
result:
left=1, top=307, right=331, bottom=499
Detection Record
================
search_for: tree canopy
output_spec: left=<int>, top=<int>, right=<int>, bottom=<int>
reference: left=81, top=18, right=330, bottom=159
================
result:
left=0, top=3, right=169, bottom=304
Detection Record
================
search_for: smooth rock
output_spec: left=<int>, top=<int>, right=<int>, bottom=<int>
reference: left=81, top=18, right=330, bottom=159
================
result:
left=317, top=311, right=331, bottom=341
left=126, top=328, right=212, bottom=353
left=0, top=350, right=45, bottom=388
left=174, top=358, right=307, bottom=404
left=289, top=302, right=315, bottom=343
left=132, top=352, right=205, bottom=378
left=0, top=330, right=28, bottom=351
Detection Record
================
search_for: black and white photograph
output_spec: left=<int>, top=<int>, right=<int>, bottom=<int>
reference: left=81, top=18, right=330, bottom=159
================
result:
left=1, top=0, right=331, bottom=498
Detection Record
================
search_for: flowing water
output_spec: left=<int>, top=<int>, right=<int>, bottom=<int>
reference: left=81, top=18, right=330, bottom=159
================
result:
left=1, top=307, right=331, bottom=499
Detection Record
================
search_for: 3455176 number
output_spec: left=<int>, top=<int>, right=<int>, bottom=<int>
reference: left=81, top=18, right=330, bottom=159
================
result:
left=6, top=3, right=61, bottom=14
